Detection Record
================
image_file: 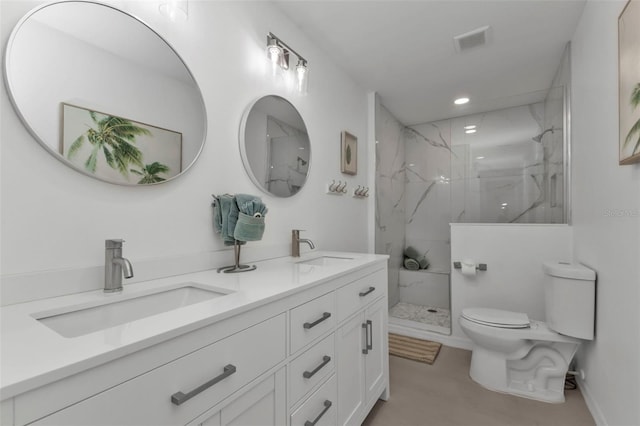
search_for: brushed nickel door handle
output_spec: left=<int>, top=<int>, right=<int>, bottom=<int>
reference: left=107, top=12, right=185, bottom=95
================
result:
left=303, top=355, right=331, bottom=379
left=171, top=364, right=236, bottom=406
left=304, top=400, right=332, bottom=426
left=359, top=286, right=375, bottom=297
left=303, top=312, right=331, bottom=329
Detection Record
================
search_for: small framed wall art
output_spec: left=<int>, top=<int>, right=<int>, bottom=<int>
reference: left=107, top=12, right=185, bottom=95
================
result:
left=618, top=0, right=640, bottom=165
left=341, top=131, right=357, bottom=175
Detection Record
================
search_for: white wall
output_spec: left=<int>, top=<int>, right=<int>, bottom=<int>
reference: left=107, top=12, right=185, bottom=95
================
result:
left=0, top=1, right=371, bottom=298
left=570, top=1, right=640, bottom=424
left=450, top=224, right=573, bottom=342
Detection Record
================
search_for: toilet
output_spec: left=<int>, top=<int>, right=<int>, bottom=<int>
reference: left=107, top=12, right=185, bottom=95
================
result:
left=459, top=261, right=596, bottom=403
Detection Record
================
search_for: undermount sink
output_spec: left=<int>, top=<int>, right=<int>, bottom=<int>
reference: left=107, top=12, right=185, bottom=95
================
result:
left=33, top=283, right=232, bottom=338
left=297, top=256, right=354, bottom=267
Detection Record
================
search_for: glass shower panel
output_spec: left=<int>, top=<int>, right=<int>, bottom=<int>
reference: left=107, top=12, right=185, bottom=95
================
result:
left=449, top=102, right=565, bottom=224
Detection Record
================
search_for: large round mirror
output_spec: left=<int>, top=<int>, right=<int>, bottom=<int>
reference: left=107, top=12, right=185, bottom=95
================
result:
left=240, top=95, right=310, bottom=197
left=4, top=1, right=207, bottom=185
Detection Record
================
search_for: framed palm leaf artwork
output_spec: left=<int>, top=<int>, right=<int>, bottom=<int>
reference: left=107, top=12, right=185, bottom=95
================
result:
left=61, top=103, right=182, bottom=184
left=341, top=131, right=357, bottom=175
left=618, top=0, right=640, bottom=165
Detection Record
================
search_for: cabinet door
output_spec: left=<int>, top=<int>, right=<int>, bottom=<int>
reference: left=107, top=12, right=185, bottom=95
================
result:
left=336, top=312, right=366, bottom=426
left=364, top=297, right=387, bottom=402
left=220, top=369, right=286, bottom=426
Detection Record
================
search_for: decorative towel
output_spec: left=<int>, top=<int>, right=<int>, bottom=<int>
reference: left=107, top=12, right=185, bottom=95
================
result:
left=404, top=246, right=422, bottom=260
left=212, top=194, right=244, bottom=246
left=418, top=257, right=430, bottom=269
left=404, top=246, right=430, bottom=270
left=403, top=257, right=420, bottom=270
left=235, top=193, right=268, bottom=217
left=212, top=194, right=267, bottom=244
left=234, top=212, right=266, bottom=241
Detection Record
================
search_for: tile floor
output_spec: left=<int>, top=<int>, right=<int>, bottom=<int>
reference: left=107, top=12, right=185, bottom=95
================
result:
left=363, top=345, right=595, bottom=426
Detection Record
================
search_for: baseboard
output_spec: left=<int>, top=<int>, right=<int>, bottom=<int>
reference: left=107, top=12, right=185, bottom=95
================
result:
left=577, top=377, right=608, bottom=426
left=388, top=322, right=473, bottom=350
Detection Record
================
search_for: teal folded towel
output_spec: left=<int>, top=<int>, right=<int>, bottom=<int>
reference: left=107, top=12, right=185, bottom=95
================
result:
left=418, top=257, right=430, bottom=269
left=212, top=194, right=245, bottom=246
left=234, top=212, right=266, bottom=242
left=404, top=246, right=422, bottom=259
left=235, top=193, right=268, bottom=217
left=403, top=257, right=420, bottom=270
left=404, top=246, right=429, bottom=269
left=213, top=194, right=268, bottom=245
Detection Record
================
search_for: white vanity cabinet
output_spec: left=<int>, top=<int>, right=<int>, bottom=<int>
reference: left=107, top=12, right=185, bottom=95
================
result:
left=336, top=271, right=388, bottom=426
left=30, top=314, right=287, bottom=426
left=4, top=257, right=388, bottom=426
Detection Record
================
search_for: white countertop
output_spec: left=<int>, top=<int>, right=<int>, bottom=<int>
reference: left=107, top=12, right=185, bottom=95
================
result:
left=0, top=251, right=387, bottom=400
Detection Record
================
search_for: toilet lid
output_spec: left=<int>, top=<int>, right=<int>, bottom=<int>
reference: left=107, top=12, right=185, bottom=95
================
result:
left=462, top=308, right=530, bottom=329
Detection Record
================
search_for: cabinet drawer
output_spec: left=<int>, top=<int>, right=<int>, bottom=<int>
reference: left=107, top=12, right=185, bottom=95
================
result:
left=290, top=291, right=335, bottom=354
left=291, top=374, right=337, bottom=426
left=32, top=314, right=286, bottom=426
left=289, top=333, right=335, bottom=406
left=336, top=269, right=385, bottom=322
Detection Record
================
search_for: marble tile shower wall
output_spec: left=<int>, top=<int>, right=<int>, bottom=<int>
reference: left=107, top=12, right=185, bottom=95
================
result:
left=403, top=102, right=563, bottom=271
left=375, top=102, right=406, bottom=307
left=404, top=120, right=453, bottom=272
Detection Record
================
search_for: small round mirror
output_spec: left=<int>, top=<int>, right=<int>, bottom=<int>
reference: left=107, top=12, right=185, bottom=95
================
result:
left=240, top=96, right=310, bottom=197
left=4, top=1, right=207, bottom=185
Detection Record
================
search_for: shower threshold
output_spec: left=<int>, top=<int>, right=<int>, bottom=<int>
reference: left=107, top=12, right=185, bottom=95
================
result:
left=389, top=302, right=451, bottom=335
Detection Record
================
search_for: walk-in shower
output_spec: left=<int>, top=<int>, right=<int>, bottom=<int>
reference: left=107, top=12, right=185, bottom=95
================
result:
left=375, top=45, right=571, bottom=340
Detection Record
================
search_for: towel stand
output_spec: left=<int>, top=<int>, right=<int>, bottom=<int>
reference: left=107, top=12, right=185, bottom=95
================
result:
left=217, top=241, right=257, bottom=273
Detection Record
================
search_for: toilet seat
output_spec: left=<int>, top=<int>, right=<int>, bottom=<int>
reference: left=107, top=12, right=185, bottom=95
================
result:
left=462, top=308, right=530, bottom=329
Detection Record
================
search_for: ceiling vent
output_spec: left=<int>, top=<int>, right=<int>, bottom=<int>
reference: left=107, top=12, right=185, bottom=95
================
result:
left=454, top=26, right=491, bottom=52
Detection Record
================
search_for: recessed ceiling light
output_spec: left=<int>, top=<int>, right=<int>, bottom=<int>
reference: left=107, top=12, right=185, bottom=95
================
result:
left=454, top=97, right=470, bottom=105
left=501, top=202, right=508, bottom=206
left=476, top=156, right=485, bottom=160
left=465, top=129, right=477, bottom=134
left=464, top=125, right=476, bottom=130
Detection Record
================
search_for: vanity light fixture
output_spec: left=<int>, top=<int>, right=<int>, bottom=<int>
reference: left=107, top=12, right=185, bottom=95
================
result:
left=159, top=0, right=188, bottom=21
left=267, top=32, right=309, bottom=93
left=454, top=97, right=470, bottom=105
left=465, top=129, right=477, bottom=134
left=464, top=125, right=476, bottom=130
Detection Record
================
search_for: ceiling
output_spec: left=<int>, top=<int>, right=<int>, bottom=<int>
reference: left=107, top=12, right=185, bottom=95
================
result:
left=274, top=0, right=586, bottom=125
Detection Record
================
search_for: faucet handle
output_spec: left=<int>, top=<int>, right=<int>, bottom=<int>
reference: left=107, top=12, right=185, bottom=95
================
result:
left=105, top=239, right=125, bottom=248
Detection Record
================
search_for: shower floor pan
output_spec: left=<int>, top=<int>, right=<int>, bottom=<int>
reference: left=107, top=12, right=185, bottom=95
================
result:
left=389, top=302, right=451, bottom=335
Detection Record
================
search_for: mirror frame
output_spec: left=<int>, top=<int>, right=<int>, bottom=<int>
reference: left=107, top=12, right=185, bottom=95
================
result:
left=3, top=0, right=208, bottom=186
left=239, top=95, right=311, bottom=198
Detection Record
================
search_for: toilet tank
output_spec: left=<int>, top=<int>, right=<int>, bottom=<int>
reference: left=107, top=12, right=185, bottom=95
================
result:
left=543, top=261, right=596, bottom=340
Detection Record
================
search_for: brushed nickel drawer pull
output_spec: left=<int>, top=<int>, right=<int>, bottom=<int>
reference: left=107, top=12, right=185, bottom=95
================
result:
left=171, top=364, right=236, bottom=406
left=303, top=355, right=331, bottom=379
left=304, top=400, right=332, bottom=426
left=366, top=319, right=373, bottom=351
left=359, top=286, right=375, bottom=297
left=362, top=322, right=369, bottom=355
left=303, top=312, right=331, bottom=329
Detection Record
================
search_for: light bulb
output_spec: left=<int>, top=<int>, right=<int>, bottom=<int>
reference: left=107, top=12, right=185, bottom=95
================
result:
left=454, top=97, right=470, bottom=105
left=268, top=45, right=282, bottom=65
left=296, top=60, right=308, bottom=94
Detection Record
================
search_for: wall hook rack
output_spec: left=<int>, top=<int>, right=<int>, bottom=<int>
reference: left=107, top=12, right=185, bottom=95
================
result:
left=326, top=180, right=348, bottom=195
left=352, top=186, right=370, bottom=198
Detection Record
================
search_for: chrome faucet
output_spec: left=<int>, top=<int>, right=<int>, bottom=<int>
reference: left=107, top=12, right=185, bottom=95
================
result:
left=292, top=229, right=315, bottom=257
left=104, top=239, right=134, bottom=293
